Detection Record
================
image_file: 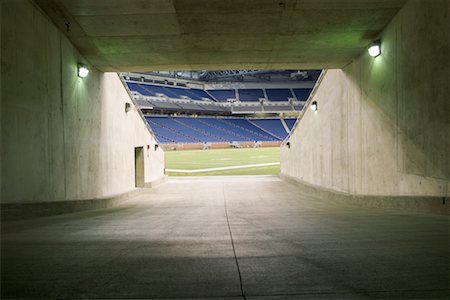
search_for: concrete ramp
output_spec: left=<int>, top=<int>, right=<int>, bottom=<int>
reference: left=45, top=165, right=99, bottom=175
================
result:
left=2, top=177, right=448, bottom=299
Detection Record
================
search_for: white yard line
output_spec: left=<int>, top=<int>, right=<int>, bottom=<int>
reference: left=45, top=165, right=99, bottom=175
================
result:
left=166, top=162, right=280, bottom=173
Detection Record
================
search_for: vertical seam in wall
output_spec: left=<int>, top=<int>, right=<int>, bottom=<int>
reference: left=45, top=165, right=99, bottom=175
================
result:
left=396, top=11, right=402, bottom=177
left=330, top=108, right=334, bottom=189
left=0, top=0, right=2, bottom=201
left=59, top=34, right=67, bottom=199
left=45, top=18, right=50, bottom=200
left=344, top=72, right=355, bottom=193
left=359, top=57, right=363, bottom=194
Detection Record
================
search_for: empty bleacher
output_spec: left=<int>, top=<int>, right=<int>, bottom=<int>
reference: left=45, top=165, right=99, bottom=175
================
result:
left=127, top=81, right=313, bottom=104
left=292, top=88, right=313, bottom=101
left=218, top=118, right=277, bottom=141
left=127, top=83, right=152, bottom=96
left=147, top=118, right=196, bottom=143
left=128, top=83, right=215, bottom=101
left=127, top=81, right=312, bottom=114
left=194, top=118, right=252, bottom=141
left=176, top=118, right=242, bottom=142
left=284, top=118, right=297, bottom=130
left=238, top=89, right=264, bottom=102
left=146, top=116, right=290, bottom=144
left=265, top=89, right=293, bottom=101
left=189, top=89, right=215, bottom=101
left=248, top=118, right=288, bottom=139
left=205, top=89, right=235, bottom=102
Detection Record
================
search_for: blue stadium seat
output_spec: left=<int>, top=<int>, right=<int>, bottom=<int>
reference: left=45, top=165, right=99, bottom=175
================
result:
left=146, top=118, right=195, bottom=143
left=145, top=116, right=286, bottom=144
left=292, top=88, right=313, bottom=101
left=265, top=89, right=293, bottom=102
left=189, top=89, right=215, bottom=101
left=147, top=116, right=202, bottom=143
left=174, top=117, right=226, bottom=142
left=284, top=118, right=297, bottom=130
left=238, top=89, right=264, bottom=102
left=142, top=85, right=177, bottom=98
left=249, top=118, right=288, bottom=139
left=127, top=82, right=313, bottom=104
left=127, top=83, right=155, bottom=96
left=206, top=89, right=236, bottom=102
left=197, top=118, right=254, bottom=141
left=128, top=83, right=214, bottom=101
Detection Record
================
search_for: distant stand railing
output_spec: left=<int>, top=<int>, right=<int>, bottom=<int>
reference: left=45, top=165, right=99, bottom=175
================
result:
left=283, top=70, right=327, bottom=143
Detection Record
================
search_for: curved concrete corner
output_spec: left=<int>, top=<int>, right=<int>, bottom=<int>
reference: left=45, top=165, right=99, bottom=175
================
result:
left=281, top=0, right=450, bottom=213
left=281, top=174, right=448, bottom=215
left=1, top=1, right=165, bottom=213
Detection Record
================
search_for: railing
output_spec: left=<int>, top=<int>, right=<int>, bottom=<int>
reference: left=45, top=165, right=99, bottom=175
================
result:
left=134, top=94, right=303, bottom=114
left=283, top=70, right=327, bottom=143
left=117, top=75, right=161, bottom=144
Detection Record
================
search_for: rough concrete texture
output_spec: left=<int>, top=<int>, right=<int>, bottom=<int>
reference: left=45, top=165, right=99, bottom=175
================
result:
left=281, top=0, right=450, bottom=197
left=1, top=0, right=165, bottom=204
left=33, top=0, right=407, bottom=71
left=1, top=176, right=448, bottom=299
left=281, top=174, right=448, bottom=215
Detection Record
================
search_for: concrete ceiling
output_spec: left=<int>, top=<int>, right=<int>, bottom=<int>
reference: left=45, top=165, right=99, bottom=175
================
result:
left=35, top=0, right=407, bottom=72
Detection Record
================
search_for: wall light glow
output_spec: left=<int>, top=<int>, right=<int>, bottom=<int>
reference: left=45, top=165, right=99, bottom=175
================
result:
left=78, top=64, right=89, bottom=78
left=368, top=40, right=381, bottom=57
left=310, top=100, right=318, bottom=111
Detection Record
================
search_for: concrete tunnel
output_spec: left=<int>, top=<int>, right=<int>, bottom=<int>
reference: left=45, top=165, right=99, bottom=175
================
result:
left=1, top=0, right=449, bottom=299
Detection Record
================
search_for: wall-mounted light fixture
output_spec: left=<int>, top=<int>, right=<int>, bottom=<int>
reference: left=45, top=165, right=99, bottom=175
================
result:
left=310, top=100, right=318, bottom=111
left=368, top=40, right=381, bottom=57
left=77, top=63, right=89, bottom=78
left=125, top=102, right=132, bottom=113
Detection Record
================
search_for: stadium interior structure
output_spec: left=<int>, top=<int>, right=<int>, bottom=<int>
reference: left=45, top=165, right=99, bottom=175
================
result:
left=124, top=70, right=316, bottom=149
left=1, top=0, right=449, bottom=299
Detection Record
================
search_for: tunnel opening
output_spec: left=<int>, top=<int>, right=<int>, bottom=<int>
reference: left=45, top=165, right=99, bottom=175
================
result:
left=2, top=0, right=449, bottom=299
left=123, top=69, right=321, bottom=177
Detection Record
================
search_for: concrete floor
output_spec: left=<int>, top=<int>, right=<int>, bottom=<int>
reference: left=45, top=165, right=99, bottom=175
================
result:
left=1, top=176, right=448, bottom=299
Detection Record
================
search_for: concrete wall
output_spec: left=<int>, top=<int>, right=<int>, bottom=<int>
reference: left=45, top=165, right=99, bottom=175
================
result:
left=281, top=0, right=449, bottom=197
left=0, top=0, right=3, bottom=204
left=1, top=0, right=165, bottom=204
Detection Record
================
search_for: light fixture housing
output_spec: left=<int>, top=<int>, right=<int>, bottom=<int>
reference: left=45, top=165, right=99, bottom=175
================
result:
left=368, top=40, right=381, bottom=57
left=310, top=100, right=318, bottom=111
left=77, top=63, right=89, bottom=78
left=125, top=102, right=132, bottom=113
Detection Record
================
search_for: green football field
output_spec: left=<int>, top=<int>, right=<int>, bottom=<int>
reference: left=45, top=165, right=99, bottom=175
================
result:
left=165, top=147, right=280, bottom=176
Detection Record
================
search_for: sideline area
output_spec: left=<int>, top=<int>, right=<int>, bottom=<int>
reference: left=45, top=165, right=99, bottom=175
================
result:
left=165, top=147, right=281, bottom=176
left=166, top=162, right=280, bottom=173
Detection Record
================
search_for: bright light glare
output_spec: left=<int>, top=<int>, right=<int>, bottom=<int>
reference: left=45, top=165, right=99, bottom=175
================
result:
left=368, top=41, right=381, bottom=57
left=78, top=64, right=89, bottom=78
left=310, top=101, right=318, bottom=111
